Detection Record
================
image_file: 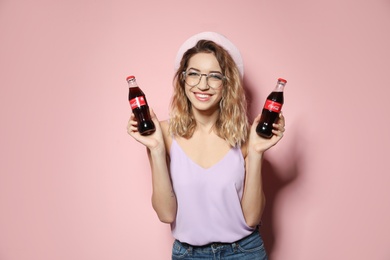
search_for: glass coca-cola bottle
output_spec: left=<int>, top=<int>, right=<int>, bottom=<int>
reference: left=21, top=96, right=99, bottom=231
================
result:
left=256, top=78, right=287, bottom=138
left=127, top=75, right=155, bottom=136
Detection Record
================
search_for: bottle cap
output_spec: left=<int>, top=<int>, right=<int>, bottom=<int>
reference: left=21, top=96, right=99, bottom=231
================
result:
left=126, top=75, right=135, bottom=82
left=278, top=78, right=287, bottom=83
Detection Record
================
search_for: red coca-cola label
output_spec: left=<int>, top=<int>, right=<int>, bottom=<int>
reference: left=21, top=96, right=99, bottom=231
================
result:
left=129, top=96, right=146, bottom=109
left=264, top=100, right=282, bottom=112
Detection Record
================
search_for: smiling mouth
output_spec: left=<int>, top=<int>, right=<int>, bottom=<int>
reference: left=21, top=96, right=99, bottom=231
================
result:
left=194, top=92, right=212, bottom=101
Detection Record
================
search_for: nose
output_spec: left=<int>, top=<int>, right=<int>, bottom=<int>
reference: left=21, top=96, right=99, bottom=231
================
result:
left=197, top=74, right=210, bottom=90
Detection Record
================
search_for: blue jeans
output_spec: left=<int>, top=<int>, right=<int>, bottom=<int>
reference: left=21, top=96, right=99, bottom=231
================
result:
left=172, top=230, right=268, bottom=260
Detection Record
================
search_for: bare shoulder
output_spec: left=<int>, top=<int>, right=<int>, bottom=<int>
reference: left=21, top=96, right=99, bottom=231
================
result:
left=160, top=120, right=172, bottom=152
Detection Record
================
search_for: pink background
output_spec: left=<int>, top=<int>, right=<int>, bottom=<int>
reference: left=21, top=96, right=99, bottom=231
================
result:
left=1, top=0, right=390, bottom=259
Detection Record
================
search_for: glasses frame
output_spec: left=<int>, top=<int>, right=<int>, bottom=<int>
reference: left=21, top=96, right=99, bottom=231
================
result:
left=182, top=70, right=226, bottom=89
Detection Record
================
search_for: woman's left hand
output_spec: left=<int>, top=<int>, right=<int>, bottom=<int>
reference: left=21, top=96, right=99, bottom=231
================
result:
left=248, top=112, right=286, bottom=154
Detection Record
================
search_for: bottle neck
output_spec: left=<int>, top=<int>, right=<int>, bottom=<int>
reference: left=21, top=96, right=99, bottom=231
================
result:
left=274, top=81, right=286, bottom=92
left=127, top=79, right=138, bottom=88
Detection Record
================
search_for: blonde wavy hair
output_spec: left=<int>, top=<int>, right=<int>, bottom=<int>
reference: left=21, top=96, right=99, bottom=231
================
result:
left=169, top=40, right=249, bottom=147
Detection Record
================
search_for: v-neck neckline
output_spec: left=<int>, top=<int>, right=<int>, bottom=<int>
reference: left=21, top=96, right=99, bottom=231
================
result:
left=172, top=139, right=235, bottom=171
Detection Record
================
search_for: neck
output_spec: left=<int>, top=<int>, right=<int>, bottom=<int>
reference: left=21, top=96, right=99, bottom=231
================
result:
left=192, top=109, right=219, bottom=133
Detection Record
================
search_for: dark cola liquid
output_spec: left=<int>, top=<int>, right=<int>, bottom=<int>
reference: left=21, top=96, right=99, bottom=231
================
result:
left=129, top=87, right=155, bottom=136
left=256, top=91, right=284, bottom=138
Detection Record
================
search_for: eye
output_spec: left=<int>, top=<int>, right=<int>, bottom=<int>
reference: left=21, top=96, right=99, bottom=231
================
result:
left=187, top=71, right=200, bottom=77
left=209, top=73, right=224, bottom=81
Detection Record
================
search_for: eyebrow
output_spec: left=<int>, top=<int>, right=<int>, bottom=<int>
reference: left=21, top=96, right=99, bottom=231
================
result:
left=187, top=67, right=223, bottom=74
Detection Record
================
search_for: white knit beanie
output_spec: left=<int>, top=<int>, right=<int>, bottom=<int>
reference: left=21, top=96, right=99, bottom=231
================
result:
left=174, top=32, right=244, bottom=78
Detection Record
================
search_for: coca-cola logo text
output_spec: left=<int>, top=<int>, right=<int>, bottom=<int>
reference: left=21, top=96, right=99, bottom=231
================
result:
left=264, top=100, right=282, bottom=113
left=129, top=96, right=146, bottom=110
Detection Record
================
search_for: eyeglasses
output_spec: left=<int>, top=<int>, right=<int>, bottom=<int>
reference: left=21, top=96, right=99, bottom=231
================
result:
left=183, top=70, right=225, bottom=89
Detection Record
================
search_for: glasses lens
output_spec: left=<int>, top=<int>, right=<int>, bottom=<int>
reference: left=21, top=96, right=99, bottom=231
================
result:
left=184, top=71, right=224, bottom=88
left=185, top=71, right=201, bottom=87
left=207, top=73, right=224, bottom=88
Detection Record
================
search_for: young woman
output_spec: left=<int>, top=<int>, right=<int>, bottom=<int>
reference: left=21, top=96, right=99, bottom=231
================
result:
left=127, top=32, right=285, bottom=260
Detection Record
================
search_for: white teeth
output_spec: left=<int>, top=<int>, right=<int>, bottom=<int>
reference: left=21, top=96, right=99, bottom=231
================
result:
left=196, top=93, right=210, bottom=98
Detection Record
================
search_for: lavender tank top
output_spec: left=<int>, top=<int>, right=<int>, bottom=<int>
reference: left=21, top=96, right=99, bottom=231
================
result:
left=170, top=139, right=255, bottom=246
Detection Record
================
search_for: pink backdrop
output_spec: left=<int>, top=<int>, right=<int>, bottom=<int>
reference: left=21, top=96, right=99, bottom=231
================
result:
left=1, top=0, right=389, bottom=259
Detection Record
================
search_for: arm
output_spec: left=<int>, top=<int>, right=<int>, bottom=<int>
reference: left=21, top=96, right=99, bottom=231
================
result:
left=127, top=110, right=177, bottom=223
left=148, top=120, right=177, bottom=223
left=241, top=113, right=285, bottom=227
left=241, top=149, right=266, bottom=228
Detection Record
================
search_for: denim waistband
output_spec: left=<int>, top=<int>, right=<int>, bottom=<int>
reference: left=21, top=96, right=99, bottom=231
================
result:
left=178, top=229, right=259, bottom=251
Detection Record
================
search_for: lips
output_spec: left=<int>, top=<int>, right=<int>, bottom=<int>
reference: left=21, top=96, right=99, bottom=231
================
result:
left=194, top=92, right=212, bottom=101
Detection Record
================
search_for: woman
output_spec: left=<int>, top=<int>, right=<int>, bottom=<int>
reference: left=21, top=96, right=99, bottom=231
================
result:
left=127, top=32, right=285, bottom=259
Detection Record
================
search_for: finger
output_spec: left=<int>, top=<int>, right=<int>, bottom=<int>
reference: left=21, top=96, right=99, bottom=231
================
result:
left=273, top=112, right=285, bottom=132
left=127, top=115, right=137, bottom=127
left=272, top=128, right=284, bottom=139
left=149, top=108, right=162, bottom=132
left=127, top=123, right=138, bottom=136
left=273, top=122, right=285, bottom=132
left=150, top=108, right=156, bottom=119
left=277, top=112, right=285, bottom=126
left=151, top=109, right=160, bottom=124
left=128, top=113, right=136, bottom=122
left=127, top=114, right=139, bottom=135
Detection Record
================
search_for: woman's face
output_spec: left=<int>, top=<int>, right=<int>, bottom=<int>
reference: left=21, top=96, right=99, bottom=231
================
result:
left=183, top=52, right=224, bottom=114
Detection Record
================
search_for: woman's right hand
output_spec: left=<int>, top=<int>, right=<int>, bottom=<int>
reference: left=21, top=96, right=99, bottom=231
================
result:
left=127, top=109, right=165, bottom=152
